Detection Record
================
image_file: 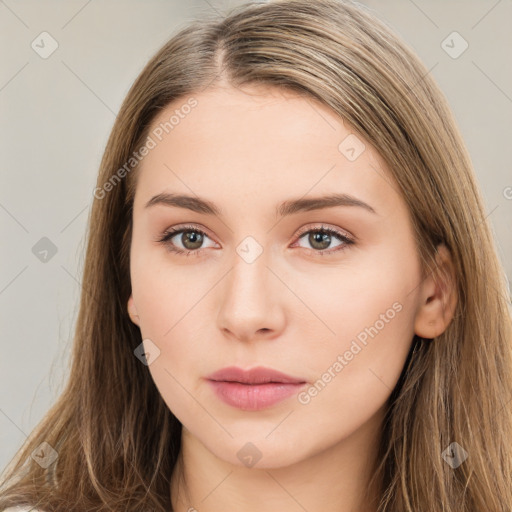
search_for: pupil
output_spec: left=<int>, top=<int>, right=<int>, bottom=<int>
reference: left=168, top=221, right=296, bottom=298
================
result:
left=310, top=231, right=330, bottom=250
left=183, top=231, right=203, bottom=249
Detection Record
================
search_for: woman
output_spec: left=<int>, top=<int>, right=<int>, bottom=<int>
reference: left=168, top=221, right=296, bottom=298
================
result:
left=1, top=0, right=511, bottom=510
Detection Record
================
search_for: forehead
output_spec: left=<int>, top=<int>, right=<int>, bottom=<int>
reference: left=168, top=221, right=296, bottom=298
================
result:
left=134, top=85, right=402, bottom=217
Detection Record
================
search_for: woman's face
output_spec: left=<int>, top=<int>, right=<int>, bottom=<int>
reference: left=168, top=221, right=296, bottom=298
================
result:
left=127, top=84, right=427, bottom=468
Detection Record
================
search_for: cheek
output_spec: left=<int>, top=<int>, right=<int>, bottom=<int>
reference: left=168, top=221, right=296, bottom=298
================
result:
left=293, top=240, right=420, bottom=428
left=322, top=240, right=418, bottom=361
left=130, top=259, right=212, bottom=425
left=130, top=244, right=208, bottom=339
left=130, top=249, right=215, bottom=372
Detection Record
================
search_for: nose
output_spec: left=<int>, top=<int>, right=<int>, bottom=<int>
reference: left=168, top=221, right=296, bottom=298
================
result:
left=216, top=249, right=286, bottom=343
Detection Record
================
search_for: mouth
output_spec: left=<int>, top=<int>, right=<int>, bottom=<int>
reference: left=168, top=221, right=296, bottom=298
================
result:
left=206, top=365, right=306, bottom=385
left=207, top=380, right=306, bottom=411
left=205, top=366, right=307, bottom=411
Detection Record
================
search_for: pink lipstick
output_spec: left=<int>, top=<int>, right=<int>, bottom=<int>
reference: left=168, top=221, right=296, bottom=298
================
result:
left=205, top=366, right=307, bottom=411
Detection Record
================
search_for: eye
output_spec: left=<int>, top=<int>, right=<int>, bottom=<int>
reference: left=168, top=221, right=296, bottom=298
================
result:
left=157, top=223, right=355, bottom=257
left=292, top=224, right=354, bottom=256
left=157, top=224, right=217, bottom=257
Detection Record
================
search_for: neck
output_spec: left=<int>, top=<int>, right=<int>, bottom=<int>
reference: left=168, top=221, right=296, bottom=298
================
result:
left=170, top=407, right=385, bottom=512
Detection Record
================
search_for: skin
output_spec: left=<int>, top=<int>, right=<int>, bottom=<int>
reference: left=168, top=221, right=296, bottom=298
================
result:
left=127, top=84, right=457, bottom=512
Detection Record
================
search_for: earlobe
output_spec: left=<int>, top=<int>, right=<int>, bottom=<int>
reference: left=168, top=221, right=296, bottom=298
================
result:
left=414, top=244, right=458, bottom=340
left=127, top=294, right=140, bottom=326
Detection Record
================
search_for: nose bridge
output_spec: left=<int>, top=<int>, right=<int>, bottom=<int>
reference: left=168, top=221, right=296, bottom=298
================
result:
left=225, top=244, right=272, bottom=314
left=216, top=240, right=284, bottom=340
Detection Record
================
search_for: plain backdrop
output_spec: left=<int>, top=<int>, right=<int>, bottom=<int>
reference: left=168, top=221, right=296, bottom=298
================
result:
left=1, top=0, right=511, bottom=473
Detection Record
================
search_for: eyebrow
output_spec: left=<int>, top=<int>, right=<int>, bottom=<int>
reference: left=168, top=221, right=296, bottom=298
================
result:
left=144, top=192, right=377, bottom=217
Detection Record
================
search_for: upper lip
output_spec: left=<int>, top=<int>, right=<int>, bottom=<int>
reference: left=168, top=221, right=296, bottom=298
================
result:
left=206, top=366, right=306, bottom=384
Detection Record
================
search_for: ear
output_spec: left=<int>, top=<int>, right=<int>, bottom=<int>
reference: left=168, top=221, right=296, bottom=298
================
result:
left=127, top=294, right=140, bottom=327
left=414, top=244, right=458, bottom=339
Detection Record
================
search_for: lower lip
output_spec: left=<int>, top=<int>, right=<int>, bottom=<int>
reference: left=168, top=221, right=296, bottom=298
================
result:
left=207, top=380, right=306, bottom=411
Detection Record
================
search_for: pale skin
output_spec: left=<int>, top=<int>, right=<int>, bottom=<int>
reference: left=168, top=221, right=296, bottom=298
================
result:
left=127, top=84, right=457, bottom=512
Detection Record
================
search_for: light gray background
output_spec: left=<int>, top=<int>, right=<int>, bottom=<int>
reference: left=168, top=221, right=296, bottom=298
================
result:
left=1, top=0, right=511, bottom=473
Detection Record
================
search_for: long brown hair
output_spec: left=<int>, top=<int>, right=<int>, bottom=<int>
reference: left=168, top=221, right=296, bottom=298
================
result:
left=1, top=1, right=511, bottom=510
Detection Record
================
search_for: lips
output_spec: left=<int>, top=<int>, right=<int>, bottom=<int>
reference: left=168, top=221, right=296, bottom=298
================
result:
left=205, top=366, right=307, bottom=411
left=206, top=365, right=306, bottom=385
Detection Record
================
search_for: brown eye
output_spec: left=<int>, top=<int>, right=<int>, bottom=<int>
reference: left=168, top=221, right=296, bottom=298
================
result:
left=158, top=225, right=217, bottom=256
left=176, top=230, right=204, bottom=250
left=307, top=231, right=334, bottom=251
left=294, top=225, right=354, bottom=255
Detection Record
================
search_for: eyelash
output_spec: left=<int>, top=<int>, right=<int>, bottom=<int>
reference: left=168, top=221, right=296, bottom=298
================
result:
left=156, top=223, right=355, bottom=257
